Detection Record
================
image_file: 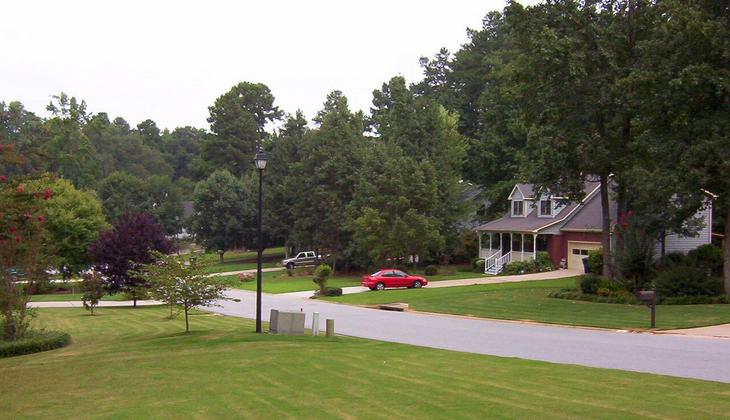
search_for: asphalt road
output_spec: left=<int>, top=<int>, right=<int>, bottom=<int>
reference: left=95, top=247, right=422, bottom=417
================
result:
left=210, top=289, right=730, bottom=384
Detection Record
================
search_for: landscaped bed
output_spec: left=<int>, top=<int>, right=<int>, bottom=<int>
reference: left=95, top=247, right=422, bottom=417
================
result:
left=1, top=307, right=728, bottom=418
left=325, top=277, right=730, bottom=330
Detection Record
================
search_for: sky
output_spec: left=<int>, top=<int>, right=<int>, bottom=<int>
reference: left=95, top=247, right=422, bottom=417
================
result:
left=2, top=0, right=539, bottom=131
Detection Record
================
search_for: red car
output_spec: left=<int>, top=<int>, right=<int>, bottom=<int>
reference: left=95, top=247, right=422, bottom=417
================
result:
left=361, top=269, right=428, bottom=291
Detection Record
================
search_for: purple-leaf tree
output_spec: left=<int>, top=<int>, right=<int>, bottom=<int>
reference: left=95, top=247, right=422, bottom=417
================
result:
left=88, top=213, right=174, bottom=306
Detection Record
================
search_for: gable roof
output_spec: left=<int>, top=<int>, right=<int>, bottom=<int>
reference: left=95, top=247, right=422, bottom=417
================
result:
left=476, top=181, right=601, bottom=233
left=508, top=183, right=535, bottom=200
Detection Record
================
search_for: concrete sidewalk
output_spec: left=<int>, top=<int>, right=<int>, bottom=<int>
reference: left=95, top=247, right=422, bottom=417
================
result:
left=658, top=323, right=730, bottom=339
left=280, top=269, right=581, bottom=298
left=207, top=267, right=284, bottom=277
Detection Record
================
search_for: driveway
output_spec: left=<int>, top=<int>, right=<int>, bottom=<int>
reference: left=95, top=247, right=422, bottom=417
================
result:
left=210, top=289, right=730, bottom=384
left=281, top=268, right=581, bottom=298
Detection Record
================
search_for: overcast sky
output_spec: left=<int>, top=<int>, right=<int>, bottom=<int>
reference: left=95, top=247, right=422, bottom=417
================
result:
left=2, top=0, right=538, bottom=131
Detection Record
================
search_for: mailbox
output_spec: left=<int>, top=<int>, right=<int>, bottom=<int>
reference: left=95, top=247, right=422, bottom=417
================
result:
left=637, top=290, right=656, bottom=304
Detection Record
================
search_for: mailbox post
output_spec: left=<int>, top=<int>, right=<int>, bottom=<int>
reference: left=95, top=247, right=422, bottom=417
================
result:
left=636, top=290, right=656, bottom=328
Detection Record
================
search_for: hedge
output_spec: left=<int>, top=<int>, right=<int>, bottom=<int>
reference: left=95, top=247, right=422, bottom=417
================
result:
left=0, top=330, right=71, bottom=358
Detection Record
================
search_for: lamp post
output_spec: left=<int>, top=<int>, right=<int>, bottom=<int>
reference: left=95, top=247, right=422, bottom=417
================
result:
left=254, top=150, right=267, bottom=333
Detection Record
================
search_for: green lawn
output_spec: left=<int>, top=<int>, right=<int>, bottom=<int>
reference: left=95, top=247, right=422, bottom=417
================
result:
left=203, top=260, right=278, bottom=274
left=200, top=247, right=285, bottom=274
left=326, top=277, right=730, bottom=330
left=30, top=293, right=126, bottom=302
left=1, top=307, right=728, bottom=418
left=216, top=271, right=362, bottom=294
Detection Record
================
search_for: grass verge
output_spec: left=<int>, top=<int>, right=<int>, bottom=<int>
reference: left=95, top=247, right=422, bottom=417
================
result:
left=325, top=277, right=730, bottom=330
left=0, top=307, right=728, bottom=418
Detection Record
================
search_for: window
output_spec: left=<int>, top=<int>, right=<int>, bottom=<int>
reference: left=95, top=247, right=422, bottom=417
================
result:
left=512, top=200, right=524, bottom=216
left=393, top=270, right=407, bottom=277
left=572, top=249, right=590, bottom=256
left=539, top=199, right=552, bottom=216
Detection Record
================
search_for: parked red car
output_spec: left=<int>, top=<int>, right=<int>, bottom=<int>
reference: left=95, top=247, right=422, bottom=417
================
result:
left=361, top=269, right=428, bottom=291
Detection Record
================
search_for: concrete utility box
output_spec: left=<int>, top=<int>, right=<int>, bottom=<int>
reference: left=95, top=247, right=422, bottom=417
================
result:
left=269, top=309, right=305, bottom=335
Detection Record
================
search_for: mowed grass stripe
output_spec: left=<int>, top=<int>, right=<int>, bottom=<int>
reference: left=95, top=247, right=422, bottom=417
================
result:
left=1, top=307, right=730, bottom=419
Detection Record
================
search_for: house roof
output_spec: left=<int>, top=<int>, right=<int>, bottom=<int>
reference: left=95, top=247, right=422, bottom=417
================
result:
left=509, top=183, right=536, bottom=200
left=560, top=189, right=616, bottom=232
left=476, top=181, right=600, bottom=234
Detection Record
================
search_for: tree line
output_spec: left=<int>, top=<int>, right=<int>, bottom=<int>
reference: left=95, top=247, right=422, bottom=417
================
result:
left=1, top=0, right=728, bottom=290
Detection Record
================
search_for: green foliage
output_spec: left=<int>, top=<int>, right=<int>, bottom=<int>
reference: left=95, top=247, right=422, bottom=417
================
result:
left=27, top=178, right=108, bottom=277
left=139, top=252, right=226, bottom=332
left=201, top=82, right=282, bottom=177
left=613, top=219, right=656, bottom=292
left=423, top=265, right=439, bottom=276
left=191, top=170, right=256, bottom=253
left=687, top=244, right=723, bottom=277
left=548, top=289, right=638, bottom=305
left=502, top=252, right=553, bottom=275
left=81, top=271, right=105, bottom=315
left=312, top=264, right=332, bottom=294
left=578, top=274, right=620, bottom=295
left=587, top=249, right=603, bottom=275
left=472, top=258, right=485, bottom=273
left=655, top=266, right=723, bottom=298
left=0, top=330, right=70, bottom=358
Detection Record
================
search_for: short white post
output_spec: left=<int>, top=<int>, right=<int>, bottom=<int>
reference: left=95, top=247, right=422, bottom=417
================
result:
left=533, top=233, right=537, bottom=260
left=478, top=232, right=482, bottom=258
left=312, top=312, right=320, bottom=336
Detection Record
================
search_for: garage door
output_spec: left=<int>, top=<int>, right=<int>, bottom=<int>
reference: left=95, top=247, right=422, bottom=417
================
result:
left=567, top=241, right=602, bottom=270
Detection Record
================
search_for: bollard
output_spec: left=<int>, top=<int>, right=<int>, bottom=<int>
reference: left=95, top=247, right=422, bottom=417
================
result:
left=312, top=312, right=320, bottom=336
left=326, top=319, right=335, bottom=338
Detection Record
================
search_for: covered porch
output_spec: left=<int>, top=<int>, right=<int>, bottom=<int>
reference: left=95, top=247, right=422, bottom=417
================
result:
left=478, top=232, right=549, bottom=274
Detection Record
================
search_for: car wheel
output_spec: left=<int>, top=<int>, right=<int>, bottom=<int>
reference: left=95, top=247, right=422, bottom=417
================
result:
left=375, top=282, right=385, bottom=291
left=286, top=262, right=294, bottom=270
left=412, top=280, right=422, bottom=288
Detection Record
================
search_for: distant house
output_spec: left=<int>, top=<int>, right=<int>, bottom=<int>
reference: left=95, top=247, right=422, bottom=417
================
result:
left=475, top=181, right=712, bottom=274
left=173, top=200, right=195, bottom=239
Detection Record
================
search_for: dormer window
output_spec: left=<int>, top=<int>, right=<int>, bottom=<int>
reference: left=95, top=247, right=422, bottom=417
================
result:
left=539, top=199, right=553, bottom=216
left=512, top=200, right=524, bottom=217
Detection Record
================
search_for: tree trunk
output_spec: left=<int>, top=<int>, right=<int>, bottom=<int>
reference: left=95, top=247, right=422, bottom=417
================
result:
left=218, top=252, right=224, bottom=263
left=724, top=207, right=730, bottom=296
left=600, top=174, right=613, bottom=279
left=132, top=291, right=137, bottom=308
left=184, top=306, right=190, bottom=333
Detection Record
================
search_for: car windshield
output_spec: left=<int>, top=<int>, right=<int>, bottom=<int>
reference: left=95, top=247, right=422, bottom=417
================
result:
left=370, top=271, right=382, bottom=277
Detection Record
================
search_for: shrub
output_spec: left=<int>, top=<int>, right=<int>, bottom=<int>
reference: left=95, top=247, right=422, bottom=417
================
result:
left=502, top=260, right=531, bottom=275
left=578, top=274, right=602, bottom=294
left=548, top=289, right=638, bottom=304
left=655, top=265, right=723, bottom=298
left=663, top=252, right=688, bottom=267
left=423, top=265, right=438, bottom=276
left=534, top=251, right=553, bottom=271
left=0, top=330, right=71, bottom=358
left=502, top=252, right=554, bottom=275
left=587, top=249, right=603, bottom=274
left=687, top=244, right=723, bottom=276
left=312, top=264, right=332, bottom=294
left=473, top=259, right=485, bottom=273
left=597, top=287, right=610, bottom=297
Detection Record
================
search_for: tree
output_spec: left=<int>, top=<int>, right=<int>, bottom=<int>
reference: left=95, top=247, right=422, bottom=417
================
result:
left=370, top=76, right=468, bottom=262
left=96, top=172, right=147, bottom=223
left=88, top=213, right=174, bottom=306
left=191, top=170, right=255, bottom=261
left=0, top=144, right=52, bottom=340
left=136, top=119, right=162, bottom=150
left=140, top=252, right=226, bottom=333
left=161, top=126, right=206, bottom=181
left=143, top=176, right=184, bottom=235
left=81, top=270, right=105, bottom=315
left=43, top=93, right=98, bottom=188
left=348, top=142, right=444, bottom=266
left=26, top=178, right=108, bottom=278
left=201, top=82, right=283, bottom=177
left=312, top=263, right=332, bottom=295
left=629, top=0, right=730, bottom=293
left=288, top=92, right=365, bottom=270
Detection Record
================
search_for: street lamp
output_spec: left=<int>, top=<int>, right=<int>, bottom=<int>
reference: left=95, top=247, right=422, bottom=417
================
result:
left=254, top=150, right=267, bottom=333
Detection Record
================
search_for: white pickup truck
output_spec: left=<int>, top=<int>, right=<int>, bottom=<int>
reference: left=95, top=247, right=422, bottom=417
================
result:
left=281, top=251, right=324, bottom=269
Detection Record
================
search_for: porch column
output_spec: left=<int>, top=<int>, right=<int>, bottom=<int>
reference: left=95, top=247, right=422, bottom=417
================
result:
left=533, top=233, right=537, bottom=260
left=521, top=233, right=525, bottom=261
left=500, top=233, right=503, bottom=254
left=488, top=233, right=492, bottom=255
left=509, top=233, right=513, bottom=255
